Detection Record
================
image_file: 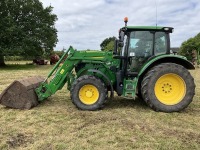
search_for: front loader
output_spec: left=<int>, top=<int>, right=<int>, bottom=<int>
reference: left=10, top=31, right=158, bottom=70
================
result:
left=0, top=18, right=195, bottom=112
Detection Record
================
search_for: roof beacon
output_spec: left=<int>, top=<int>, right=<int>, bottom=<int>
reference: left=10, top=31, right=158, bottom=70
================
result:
left=124, top=17, right=128, bottom=27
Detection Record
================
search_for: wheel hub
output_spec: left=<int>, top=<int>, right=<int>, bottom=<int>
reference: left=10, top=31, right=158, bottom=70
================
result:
left=154, top=73, right=186, bottom=105
left=162, top=83, right=172, bottom=94
left=86, top=90, right=93, bottom=98
left=79, top=84, right=99, bottom=105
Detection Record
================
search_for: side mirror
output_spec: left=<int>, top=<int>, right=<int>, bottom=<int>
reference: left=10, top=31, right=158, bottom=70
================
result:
left=113, top=39, right=118, bottom=55
left=119, top=31, right=124, bottom=42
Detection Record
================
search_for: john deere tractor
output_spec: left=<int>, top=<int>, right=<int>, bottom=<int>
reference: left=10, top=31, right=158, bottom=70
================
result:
left=0, top=18, right=195, bottom=112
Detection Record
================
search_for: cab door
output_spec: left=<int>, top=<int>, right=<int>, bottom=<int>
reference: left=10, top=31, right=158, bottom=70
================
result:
left=128, top=31, right=154, bottom=71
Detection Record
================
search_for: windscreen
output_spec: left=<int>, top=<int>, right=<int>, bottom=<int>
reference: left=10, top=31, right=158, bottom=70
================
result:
left=129, top=31, right=153, bottom=57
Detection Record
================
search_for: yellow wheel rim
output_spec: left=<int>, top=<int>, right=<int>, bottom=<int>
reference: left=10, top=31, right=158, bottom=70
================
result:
left=79, top=84, right=99, bottom=105
left=154, top=73, right=186, bottom=105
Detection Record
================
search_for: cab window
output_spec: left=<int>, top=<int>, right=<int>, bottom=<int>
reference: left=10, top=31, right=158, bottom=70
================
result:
left=129, top=31, right=153, bottom=58
left=155, top=32, right=167, bottom=55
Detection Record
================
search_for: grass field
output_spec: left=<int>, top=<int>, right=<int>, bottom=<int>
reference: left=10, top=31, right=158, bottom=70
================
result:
left=0, top=62, right=200, bottom=150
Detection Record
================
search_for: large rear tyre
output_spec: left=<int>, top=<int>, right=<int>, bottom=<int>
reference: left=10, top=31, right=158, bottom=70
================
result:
left=141, top=63, right=195, bottom=112
left=70, top=75, right=107, bottom=110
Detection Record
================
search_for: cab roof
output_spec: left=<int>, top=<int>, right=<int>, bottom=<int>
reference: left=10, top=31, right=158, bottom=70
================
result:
left=122, top=26, right=174, bottom=33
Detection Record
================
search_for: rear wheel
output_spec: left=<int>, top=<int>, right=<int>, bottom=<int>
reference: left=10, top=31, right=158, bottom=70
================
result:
left=141, top=63, right=195, bottom=112
left=70, top=75, right=107, bottom=110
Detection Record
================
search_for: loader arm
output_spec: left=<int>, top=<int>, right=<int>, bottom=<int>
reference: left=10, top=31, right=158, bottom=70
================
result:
left=35, top=46, right=80, bottom=101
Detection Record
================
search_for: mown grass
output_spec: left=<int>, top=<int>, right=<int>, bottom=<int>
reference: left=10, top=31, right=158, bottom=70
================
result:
left=0, top=63, right=200, bottom=150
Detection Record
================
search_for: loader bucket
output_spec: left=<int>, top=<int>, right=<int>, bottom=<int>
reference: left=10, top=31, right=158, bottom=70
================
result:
left=0, top=76, right=45, bottom=109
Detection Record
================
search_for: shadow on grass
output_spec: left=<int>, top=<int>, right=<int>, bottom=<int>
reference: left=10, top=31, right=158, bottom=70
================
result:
left=0, top=96, right=149, bottom=111
left=35, top=96, right=150, bottom=111
left=105, top=96, right=149, bottom=110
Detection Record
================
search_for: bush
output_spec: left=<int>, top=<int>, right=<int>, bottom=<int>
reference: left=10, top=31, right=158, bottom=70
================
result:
left=4, top=56, right=28, bottom=61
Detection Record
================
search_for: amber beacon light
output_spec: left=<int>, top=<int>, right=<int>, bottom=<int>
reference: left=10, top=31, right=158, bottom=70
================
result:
left=124, top=17, right=128, bottom=26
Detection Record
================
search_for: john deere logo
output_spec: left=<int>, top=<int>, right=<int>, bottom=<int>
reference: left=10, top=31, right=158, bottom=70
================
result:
left=60, top=69, right=65, bottom=74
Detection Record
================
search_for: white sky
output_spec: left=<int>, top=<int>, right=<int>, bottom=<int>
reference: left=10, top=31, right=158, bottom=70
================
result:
left=41, top=0, right=200, bottom=50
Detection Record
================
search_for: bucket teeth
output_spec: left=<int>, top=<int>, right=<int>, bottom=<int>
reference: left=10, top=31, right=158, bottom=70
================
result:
left=0, top=76, right=45, bottom=109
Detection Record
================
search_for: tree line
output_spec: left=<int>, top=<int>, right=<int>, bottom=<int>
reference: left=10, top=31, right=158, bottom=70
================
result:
left=0, top=0, right=199, bottom=66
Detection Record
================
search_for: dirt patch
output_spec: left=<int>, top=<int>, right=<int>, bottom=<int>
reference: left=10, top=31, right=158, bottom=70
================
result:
left=6, top=133, right=33, bottom=148
left=161, top=128, right=200, bottom=144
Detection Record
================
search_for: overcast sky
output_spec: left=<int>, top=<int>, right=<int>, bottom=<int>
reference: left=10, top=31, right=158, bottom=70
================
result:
left=41, top=0, right=200, bottom=50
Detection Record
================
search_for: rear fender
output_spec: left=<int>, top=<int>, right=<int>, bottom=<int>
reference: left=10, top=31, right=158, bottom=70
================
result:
left=136, top=55, right=195, bottom=92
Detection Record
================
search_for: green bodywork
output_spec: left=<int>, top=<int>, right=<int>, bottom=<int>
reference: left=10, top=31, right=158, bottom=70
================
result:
left=35, top=26, right=194, bottom=101
left=35, top=46, right=193, bottom=101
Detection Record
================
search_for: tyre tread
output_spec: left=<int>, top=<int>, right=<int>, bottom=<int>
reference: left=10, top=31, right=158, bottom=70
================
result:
left=141, top=63, right=195, bottom=112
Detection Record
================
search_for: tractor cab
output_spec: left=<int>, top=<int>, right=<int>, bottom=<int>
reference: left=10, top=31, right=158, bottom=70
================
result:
left=114, top=17, right=173, bottom=72
left=113, top=17, right=175, bottom=97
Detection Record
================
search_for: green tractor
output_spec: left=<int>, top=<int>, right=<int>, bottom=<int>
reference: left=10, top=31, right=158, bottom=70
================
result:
left=0, top=18, right=195, bottom=112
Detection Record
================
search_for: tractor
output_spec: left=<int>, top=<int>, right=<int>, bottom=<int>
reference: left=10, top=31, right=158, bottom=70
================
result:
left=0, top=17, right=195, bottom=112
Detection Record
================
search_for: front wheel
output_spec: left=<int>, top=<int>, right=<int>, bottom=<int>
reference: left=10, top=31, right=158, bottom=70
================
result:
left=141, top=63, right=195, bottom=112
left=70, top=75, right=107, bottom=110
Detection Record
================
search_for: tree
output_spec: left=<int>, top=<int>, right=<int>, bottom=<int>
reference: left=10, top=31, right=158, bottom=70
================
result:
left=179, top=33, right=200, bottom=65
left=0, top=0, right=58, bottom=66
left=100, top=36, right=116, bottom=51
